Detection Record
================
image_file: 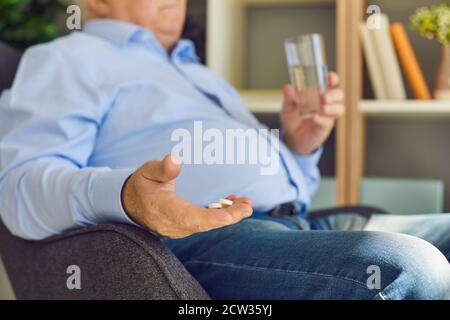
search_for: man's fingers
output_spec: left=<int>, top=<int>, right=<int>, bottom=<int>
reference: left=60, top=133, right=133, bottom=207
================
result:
left=206, top=197, right=253, bottom=228
left=155, top=194, right=249, bottom=240
left=311, top=113, right=336, bottom=128
left=316, top=86, right=344, bottom=119
left=282, top=85, right=300, bottom=111
left=323, top=89, right=344, bottom=105
left=320, top=103, right=345, bottom=118
left=140, top=154, right=181, bottom=183
left=226, top=195, right=240, bottom=201
left=173, top=196, right=252, bottom=235
left=193, top=197, right=252, bottom=230
left=283, top=85, right=298, bottom=102
left=284, top=74, right=340, bottom=110
left=328, top=72, right=340, bottom=88
left=223, top=197, right=253, bottom=219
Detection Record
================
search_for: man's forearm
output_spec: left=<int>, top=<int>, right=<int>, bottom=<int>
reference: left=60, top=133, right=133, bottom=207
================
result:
left=0, top=158, right=134, bottom=240
left=292, top=147, right=323, bottom=201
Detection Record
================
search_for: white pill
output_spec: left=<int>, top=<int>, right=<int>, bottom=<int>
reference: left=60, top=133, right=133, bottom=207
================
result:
left=219, top=199, right=233, bottom=207
left=208, top=203, right=223, bottom=209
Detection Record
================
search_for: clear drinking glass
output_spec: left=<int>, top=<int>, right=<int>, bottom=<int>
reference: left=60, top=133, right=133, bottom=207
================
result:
left=284, top=34, right=329, bottom=117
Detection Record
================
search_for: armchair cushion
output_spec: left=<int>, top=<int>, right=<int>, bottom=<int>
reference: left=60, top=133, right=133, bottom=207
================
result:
left=0, top=221, right=210, bottom=300
left=309, top=205, right=388, bottom=219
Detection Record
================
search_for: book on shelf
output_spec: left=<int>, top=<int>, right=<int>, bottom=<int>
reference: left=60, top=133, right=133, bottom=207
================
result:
left=390, top=23, right=432, bottom=100
left=360, top=22, right=388, bottom=99
left=360, top=14, right=407, bottom=100
left=360, top=13, right=433, bottom=101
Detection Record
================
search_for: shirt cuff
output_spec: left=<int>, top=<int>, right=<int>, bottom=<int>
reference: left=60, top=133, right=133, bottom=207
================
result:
left=292, top=146, right=323, bottom=172
left=90, top=169, right=138, bottom=226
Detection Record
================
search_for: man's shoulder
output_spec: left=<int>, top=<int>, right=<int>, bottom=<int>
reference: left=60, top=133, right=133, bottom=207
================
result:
left=24, top=32, right=113, bottom=62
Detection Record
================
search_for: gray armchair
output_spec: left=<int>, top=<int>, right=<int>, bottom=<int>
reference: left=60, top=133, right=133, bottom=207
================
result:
left=0, top=41, right=209, bottom=300
left=0, top=221, right=209, bottom=300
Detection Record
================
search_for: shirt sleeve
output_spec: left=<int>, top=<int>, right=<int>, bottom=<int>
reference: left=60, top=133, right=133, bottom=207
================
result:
left=292, top=147, right=323, bottom=199
left=0, top=45, right=135, bottom=240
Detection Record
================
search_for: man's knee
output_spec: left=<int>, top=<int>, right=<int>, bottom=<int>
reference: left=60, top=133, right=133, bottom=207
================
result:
left=374, top=233, right=450, bottom=300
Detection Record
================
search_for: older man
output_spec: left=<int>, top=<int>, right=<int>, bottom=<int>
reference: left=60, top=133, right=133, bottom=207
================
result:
left=0, top=0, right=449, bottom=300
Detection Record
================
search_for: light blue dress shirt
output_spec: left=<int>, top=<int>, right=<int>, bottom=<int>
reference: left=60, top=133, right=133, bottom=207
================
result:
left=0, top=19, right=322, bottom=240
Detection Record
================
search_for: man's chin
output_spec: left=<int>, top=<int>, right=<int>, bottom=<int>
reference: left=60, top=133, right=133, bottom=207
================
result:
left=160, top=4, right=181, bottom=11
left=158, top=29, right=183, bottom=42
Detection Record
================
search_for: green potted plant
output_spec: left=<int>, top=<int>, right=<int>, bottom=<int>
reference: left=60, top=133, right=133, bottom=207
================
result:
left=411, top=0, right=450, bottom=100
left=0, top=0, right=66, bottom=50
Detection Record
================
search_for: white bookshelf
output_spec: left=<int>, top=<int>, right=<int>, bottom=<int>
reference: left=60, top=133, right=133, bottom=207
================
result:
left=239, top=92, right=450, bottom=117
left=207, top=0, right=335, bottom=113
left=206, top=0, right=334, bottom=89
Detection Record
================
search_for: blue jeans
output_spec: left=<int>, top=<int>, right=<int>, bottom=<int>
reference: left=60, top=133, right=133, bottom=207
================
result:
left=163, top=212, right=450, bottom=300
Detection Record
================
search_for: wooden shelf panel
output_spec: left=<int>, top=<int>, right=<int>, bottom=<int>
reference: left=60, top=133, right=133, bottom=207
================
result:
left=359, top=100, right=450, bottom=117
left=240, top=90, right=282, bottom=113
left=241, top=95, right=450, bottom=116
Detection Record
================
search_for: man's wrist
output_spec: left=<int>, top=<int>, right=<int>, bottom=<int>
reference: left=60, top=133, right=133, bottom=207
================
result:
left=120, top=174, right=133, bottom=217
left=120, top=173, right=143, bottom=227
left=293, top=146, right=324, bottom=170
left=91, top=168, right=138, bottom=225
left=282, top=132, right=318, bottom=156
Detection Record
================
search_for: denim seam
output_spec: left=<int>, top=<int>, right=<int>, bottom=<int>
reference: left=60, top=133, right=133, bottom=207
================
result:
left=185, top=260, right=371, bottom=290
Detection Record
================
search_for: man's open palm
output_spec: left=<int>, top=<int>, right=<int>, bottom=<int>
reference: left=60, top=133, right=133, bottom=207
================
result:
left=122, top=155, right=253, bottom=239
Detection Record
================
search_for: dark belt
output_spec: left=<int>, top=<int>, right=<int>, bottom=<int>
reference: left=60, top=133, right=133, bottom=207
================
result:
left=268, top=202, right=297, bottom=217
left=267, top=202, right=311, bottom=230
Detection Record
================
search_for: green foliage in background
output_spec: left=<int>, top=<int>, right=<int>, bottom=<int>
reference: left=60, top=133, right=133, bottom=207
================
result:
left=0, top=0, right=66, bottom=49
left=410, top=0, right=450, bottom=46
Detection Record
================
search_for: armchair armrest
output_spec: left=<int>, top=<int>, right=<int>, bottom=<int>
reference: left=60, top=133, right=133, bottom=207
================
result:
left=0, top=221, right=210, bottom=300
left=309, top=206, right=388, bottom=219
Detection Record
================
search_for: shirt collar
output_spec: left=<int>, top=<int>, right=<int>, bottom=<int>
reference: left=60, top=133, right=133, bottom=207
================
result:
left=83, top=19, right=200, bottom=63
left=172, top=39, right=201, bottom=63
left=84, top=19, right=142, bottom=47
